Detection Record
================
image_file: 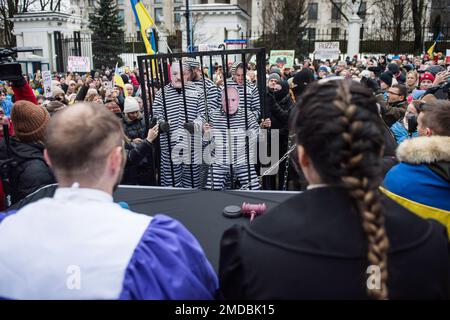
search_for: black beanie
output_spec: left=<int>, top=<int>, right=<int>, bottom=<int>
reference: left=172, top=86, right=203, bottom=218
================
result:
left=379, top=72, right=393, bottom=87
left=387, top=63, right=400, bottom=75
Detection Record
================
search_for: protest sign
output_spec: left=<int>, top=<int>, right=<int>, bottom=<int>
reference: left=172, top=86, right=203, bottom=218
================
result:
left=42, top=71, right=52, bottom=98
left=67, top=56, right=91, bottom=73
left=269, top=50, right=295, bottom=69
left=314, top=42, right=341, bottom=60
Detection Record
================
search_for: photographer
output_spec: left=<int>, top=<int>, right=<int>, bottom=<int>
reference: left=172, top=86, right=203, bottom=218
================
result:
left=0, top=100, right=55, bottom=205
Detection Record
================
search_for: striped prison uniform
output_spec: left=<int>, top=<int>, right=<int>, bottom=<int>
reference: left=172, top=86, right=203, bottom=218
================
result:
left=152, top=82, right=205, bottom=188
left=201, top=93, right=260, bottom=191
left=192, top=78, right=221, bottom=187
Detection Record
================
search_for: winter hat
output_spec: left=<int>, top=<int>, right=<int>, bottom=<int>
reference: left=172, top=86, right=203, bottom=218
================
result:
left=360, top=70, right=371, bottom=78
left=379, top=72, right=393, bottom=87
left=419, top=73, right=435, bottom=84
left=267, top=73, right=281, bottom=84
left=11, top=100, right=50, bottom=143
left=123, top=96, right=139, bottom=113
left=51, top=86, right=65, bottom=98
left=51, top=80, right=60, bottom=87
left=45, top=101, right=66, bottom=115
left=426, top=65, right=445, bottom=76
left=387, top=63, right=400, bottom=75
left=318, top=66, right=329, bottom=73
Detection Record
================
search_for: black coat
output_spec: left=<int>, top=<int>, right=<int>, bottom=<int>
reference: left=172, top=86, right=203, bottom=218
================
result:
left=121, top=139, right=155, bottom=186
left=123, top=115, right=147, bottom=141
left=219, top=187, right=450, bottom=299
left=265, top=81, right=294, bottom=136
left=0, top=138, right=55, bottom=205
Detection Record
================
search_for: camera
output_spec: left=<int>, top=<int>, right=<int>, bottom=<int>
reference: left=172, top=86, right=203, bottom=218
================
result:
left=406, top=114, right=418, bottom=137
left=0, top=47, right=37, bottom=81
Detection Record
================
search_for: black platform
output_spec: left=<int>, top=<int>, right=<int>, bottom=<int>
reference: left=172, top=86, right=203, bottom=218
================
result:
left=114, top=186, right=299, bottom=271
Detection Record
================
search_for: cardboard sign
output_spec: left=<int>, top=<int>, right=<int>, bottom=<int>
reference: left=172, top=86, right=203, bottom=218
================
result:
left=269, top=50, right=295, bottom=69
left=67, top=56, right=91, bottom=73
left=314, top=42, right=341, bottom=60
left=42, top=70, right=52, bottom=98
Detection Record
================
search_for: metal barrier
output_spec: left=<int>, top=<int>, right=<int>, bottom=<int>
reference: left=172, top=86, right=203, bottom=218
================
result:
left=137, top=48, right=267, bottom=190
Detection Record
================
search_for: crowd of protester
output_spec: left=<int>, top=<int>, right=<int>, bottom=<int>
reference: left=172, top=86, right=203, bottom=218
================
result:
left=0, top=50, right=449, bottom=300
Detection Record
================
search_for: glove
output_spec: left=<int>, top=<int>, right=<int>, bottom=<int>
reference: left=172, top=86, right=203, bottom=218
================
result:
left=10, top=74, right=27, bottom=88
left=183, top=121, right=195, bottom=134
left=159, top=120, right=170, bottom=133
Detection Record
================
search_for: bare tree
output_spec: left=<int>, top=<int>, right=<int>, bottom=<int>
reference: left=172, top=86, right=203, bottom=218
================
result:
left=191, top=12, right=212, bottom=46
left=0, top=0, right=37, bottom=46
left=411, top=0, right=428, bottom=54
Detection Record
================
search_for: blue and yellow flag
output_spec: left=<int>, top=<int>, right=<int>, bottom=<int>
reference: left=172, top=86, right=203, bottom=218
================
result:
left=427, top=32, right=443, bottom=58
left=130, top=0, right=156, bottom=55
left=114, top=63, right=128, bottom=96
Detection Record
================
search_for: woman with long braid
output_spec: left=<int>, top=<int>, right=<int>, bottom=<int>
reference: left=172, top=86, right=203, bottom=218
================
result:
left=219, top=79, right=449, bottom=300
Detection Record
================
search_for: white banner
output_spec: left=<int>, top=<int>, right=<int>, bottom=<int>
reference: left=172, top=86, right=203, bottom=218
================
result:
left=67, top=56, right=91, bottom=73
left=314, top=42, right=341, bottom=60
left=42, top=71, right=52, bottom=98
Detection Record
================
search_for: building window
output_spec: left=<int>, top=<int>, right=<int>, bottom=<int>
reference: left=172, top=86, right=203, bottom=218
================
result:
left=331, top=28, right=340, bottom=40
left=174, top=13, right=181, bottom=23
left=307, top=28, right=316, bottom=40
left=174, top=0, right=182, bottom=3
left=308, top=3, right=318, bottom=21
left=358, top=1, right=367, bottom=19
left=155, top=8, right=163, bottom=23
left=331, top=2, right=342, bottom=21
left=88, top=0, right=95, bottom=6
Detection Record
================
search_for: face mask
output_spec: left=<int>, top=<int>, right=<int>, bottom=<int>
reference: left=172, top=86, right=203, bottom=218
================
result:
left=221, top=88, right=240, bottom=115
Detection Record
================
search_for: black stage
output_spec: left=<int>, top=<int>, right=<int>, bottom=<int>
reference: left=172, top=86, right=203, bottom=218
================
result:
left=114, top=186, right=299, bottom=271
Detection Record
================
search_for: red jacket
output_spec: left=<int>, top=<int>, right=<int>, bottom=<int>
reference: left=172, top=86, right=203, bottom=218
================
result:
left=12, top=82, right=38, bottom=105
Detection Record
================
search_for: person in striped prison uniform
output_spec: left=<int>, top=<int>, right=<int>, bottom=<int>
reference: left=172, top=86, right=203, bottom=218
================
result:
left=202, top=86, right=260, bottom=190
left=184, top=57, right=221, bottom=188
left=227, top=62, right=262, bottom=122
left=152, top=62, right=205, bottom=188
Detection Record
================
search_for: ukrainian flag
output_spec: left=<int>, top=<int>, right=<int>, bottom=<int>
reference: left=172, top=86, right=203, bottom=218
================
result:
left=131, top=0, right=156, bottom=55
left=114, top=63, right=128, bottom=96
left=427, top=32, right=443, bottom=58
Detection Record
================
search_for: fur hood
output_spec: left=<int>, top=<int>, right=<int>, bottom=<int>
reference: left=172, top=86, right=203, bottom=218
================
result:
left=397, top=136, right=450, bottom=164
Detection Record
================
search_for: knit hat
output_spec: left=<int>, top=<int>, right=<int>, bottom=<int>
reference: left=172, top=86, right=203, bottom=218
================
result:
left=425, top=65, right=445, bottom=76
left=420, top=72, right=435, bottom=84
left=45, top=101, right=66, bottom=115
left=318, top=66, right=328, bottom=73
left=52, top=86, right=65, bottom=98
left=123, top=96, right=139, bottom=113
left=267, top=73, right=281, bottom=84
left=379, top=72, right=393, bottom=87
left=387, top=63, right=400, bottom=75
left=11, top=100, right=50, bottom=143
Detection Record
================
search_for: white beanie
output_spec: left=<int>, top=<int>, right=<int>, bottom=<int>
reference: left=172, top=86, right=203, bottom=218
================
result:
left=124, top=96, right=140, bottom=113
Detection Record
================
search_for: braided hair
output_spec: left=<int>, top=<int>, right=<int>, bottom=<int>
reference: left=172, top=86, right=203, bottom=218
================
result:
left=291, top=79, right=389, bottom=300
